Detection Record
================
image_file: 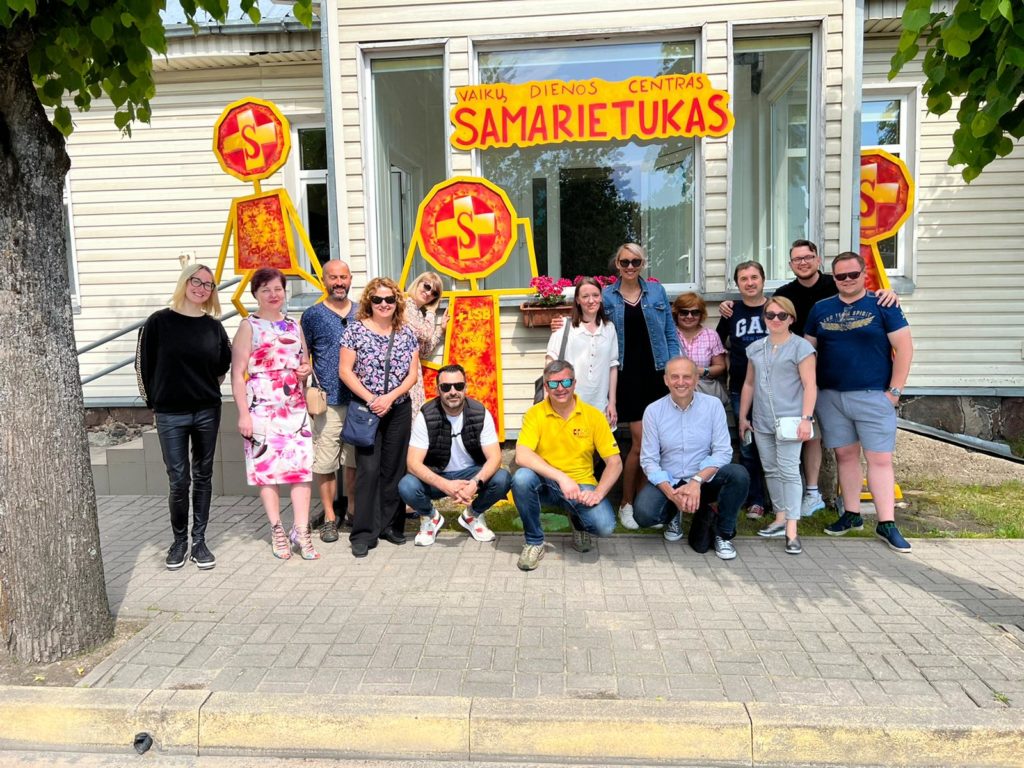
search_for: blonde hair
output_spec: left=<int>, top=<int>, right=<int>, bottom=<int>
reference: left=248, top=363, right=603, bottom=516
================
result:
left=765, top=296, right=798, bottom=324
left=170, top=264, right=221, bottom=315
left=407, top=272, right=444, bottom=313
left=356, top=277, right=406, bottom=331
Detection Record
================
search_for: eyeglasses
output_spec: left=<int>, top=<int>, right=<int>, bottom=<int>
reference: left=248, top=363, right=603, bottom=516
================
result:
left=545, top=377, right=575, bottom=390
left=370, top=295, right=398, bottom=305
left=188, top=276, right=216, bottom=291
left=438, top=381, right=466, bottom=393
left=833, top=270, right=863, bottom=282
left=618, top=258, right=643, bottom=269
left=422, top=285, right=440, bottom=297
left=676, top=309, right=701, bottom=318
left=764, top=311, right=791, bottom=321
left=790, top=255, right=817, bottom=264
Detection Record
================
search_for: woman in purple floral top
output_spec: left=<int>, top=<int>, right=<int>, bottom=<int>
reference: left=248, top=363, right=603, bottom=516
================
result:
left=340, top=277, right=419, bottom=558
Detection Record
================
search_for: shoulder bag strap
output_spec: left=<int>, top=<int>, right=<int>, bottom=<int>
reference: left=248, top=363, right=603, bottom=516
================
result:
left=558, top=322, right=570, bottom=360
left=763, top=341, right=779, bottom=426
left=382, top=330, right=397, bottom=394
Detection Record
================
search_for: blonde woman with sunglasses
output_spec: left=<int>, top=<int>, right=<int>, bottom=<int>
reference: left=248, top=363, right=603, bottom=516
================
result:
left=403, top=272, right=450, bottom=417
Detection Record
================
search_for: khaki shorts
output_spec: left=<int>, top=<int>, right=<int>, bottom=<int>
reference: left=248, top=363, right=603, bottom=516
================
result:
left=311, top=403, right=356, bottom=474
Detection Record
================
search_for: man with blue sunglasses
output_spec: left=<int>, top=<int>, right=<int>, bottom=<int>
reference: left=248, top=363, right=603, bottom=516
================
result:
left=512, top=360, right=623, bottom=571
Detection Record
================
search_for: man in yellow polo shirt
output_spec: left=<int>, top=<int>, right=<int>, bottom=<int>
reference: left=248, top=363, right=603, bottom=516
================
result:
left=512, top=359, right=623, bottom=571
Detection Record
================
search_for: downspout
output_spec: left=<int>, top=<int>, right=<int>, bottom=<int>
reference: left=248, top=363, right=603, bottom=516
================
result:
left=850, top=0, right=865, bottom=250
left=319, top=1, right=341, bottom=261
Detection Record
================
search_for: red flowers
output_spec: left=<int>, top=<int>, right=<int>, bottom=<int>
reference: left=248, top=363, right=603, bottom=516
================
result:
left=528, top=275, right=573, bottom=307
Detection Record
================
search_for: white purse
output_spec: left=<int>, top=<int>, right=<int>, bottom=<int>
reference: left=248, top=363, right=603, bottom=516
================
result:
left=763, top=342, right=814, bottom=442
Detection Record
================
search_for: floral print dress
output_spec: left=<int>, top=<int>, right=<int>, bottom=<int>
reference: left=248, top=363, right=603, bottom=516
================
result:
left=243, top=316, right=313, bottom=486
left=403, top=303, right=445, bottom=416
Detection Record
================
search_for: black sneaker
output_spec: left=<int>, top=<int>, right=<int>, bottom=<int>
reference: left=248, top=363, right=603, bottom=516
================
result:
left=190, top=540, right=216, bottom=570
left=166, top=539, right=189, bottom=570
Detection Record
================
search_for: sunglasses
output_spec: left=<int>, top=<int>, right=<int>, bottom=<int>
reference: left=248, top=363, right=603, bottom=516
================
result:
left=422, top=285, right=440, bottom=297
left=438, top=381, right=466, bottom=393
left=790, top=255, right=817, bottom=264
left=764, top=311, right=791, bottom=321
left=676, top=309, right=701, bottom=318
left=618, top=258, right=643, bottom=269
left=244, top=434, right=267, bottom=458
left=545, top=377, right=575, bottom=390
left=834, top=270, right=863, bottom=282
left=370, top=295, right=398, bottom=305
left=188, top=276, right=216, bottom=291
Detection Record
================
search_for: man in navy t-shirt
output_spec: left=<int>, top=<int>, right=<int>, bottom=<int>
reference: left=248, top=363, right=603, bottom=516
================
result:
left=805, top=252, right=913, bottom=553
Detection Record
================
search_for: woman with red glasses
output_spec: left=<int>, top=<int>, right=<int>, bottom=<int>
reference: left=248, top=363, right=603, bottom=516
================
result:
left=339, top=277, right=420, bottom=558
left=136, top=264, right=231, bottom=571
left=737, top=296, right=817, bottom=555
left=671, top=292, right=728, bottom=407
left=403, top=272, right=449, bottom=417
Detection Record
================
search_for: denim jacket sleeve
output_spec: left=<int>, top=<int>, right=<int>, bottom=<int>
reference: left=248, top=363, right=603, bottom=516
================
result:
left=603, top=279, right=680, bottom=371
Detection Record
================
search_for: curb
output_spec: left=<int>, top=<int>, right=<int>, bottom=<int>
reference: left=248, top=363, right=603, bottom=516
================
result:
left=2, top=686, right=1023, bottom=766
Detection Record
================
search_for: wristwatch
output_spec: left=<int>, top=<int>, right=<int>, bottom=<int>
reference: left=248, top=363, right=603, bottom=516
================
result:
left=802, top=415, right=815, bottom=422
left=887, top=387, right=902, bottom=398
left=702, top=367, right=710, bottom=379
left=690, top=475, right=704, bottom=485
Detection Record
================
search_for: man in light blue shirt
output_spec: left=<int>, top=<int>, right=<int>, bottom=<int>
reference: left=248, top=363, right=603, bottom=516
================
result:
left=634, top=357, right=749, bottom=560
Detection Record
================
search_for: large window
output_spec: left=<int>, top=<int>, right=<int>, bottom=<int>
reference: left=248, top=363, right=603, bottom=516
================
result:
left=297, top=126, right=330, bottom=269
left=730, top=36, right=813, bottom=282
left=478, top=42, right=697, bottom=289
left=862, top=94, right=911, bottom=274
left=370, top=55, right=447, bottom=280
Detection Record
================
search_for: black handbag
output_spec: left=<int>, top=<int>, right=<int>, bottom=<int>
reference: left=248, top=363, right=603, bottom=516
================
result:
left=533, top=323, right=571, bottom=404
left=687, top=504, right=717, bottom=554
left=341, top=330, right=395, bottom=448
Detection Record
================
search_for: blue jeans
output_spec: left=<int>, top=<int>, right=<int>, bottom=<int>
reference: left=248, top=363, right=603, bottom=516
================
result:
left=730, top=393, right=767, bottom=509
left=511, top=468, right=616, bottom=546
left=155, top=407, right=220, bottom=542
left=632, top=463, right=749, bottom=539
left=398, top=467, right=512, bottom=516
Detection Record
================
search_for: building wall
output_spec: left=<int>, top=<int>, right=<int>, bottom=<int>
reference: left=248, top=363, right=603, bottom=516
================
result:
left=70, top=61, right=325, bottom=403
left=864, top=36, right=1024, bottom=390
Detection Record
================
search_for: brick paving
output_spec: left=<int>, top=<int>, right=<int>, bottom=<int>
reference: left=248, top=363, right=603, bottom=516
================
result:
left=85, top=495, right=1024, bottom=710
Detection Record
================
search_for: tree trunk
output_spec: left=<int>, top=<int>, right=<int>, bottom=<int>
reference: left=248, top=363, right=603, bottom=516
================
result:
left=0, top=25, right=113, bottom=662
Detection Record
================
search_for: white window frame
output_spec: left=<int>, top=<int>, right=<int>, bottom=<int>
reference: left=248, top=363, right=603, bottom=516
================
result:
left=64, top=178, right=80, bottom=310
left=468, top=32, right=704, bottom=294
left=861, top=86, right=917, bottom=279
left=727, top=20, right=824, bottom=291
left=359, top=41, right=451, bottom=282
left=284, top=119, right=330, bottom=295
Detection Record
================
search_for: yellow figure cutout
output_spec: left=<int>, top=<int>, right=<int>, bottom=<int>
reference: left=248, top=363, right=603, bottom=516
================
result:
left=211, top=97, right=325, bottom=315
left=400, top=177, right=542, bottom=440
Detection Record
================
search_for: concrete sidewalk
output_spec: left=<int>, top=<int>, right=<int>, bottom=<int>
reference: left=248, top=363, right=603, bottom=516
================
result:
left=5, top=494, right=1024, bottom=765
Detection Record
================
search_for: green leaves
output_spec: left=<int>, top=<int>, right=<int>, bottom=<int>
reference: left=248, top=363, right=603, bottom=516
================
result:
left=891, top=0, right=1024, bottom=181
left=6, top=0, right=314, bottom=137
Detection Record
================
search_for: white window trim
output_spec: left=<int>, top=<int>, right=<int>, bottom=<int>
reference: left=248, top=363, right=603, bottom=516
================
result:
left=467, top=31, right=705, bottom=293
left=64, top=178, right=80, bottom=311
left=861, top=85, right=919, bottom=281
left=726, top=18, right=825, bottom=291
left=359, top=41, right=451, bottom=282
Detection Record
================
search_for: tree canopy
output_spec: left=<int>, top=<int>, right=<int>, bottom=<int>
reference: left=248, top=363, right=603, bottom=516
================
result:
left=890, top=0, right=1024, bottom=182
left=0, top=0, right=313, bottom=136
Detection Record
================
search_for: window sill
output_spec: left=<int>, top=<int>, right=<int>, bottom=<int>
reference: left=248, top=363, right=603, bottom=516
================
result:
left=887, top=276, right=916, bottom=294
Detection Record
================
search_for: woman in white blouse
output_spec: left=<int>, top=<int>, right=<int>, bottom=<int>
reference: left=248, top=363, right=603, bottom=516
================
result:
left=545, top=277, right=618, bottom=426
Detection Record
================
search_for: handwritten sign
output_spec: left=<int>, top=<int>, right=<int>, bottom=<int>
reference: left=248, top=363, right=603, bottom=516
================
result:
left=450, top=75, right=735, bottom=151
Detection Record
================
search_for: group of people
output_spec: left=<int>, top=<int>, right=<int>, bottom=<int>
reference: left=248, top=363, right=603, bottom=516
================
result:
left=135, top=237, right=913, bottom=572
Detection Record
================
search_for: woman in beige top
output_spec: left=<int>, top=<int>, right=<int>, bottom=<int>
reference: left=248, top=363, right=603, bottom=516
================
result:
left=403, top=271, right=449, bottom=416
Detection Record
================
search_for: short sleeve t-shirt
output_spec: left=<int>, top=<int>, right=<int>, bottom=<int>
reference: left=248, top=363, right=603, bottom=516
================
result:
left=409, top=408, right=499, bottom=473
left=716, top=301, right=768, bottom=394
left=300, top=301, right=357, bottom=405
left=805, top=292, right=909, bottom=391
left=773, top=273, right=838, bottom=337
left=745, top=335, right=816, bottom=433
left=518, top=397, right=620, bottom=486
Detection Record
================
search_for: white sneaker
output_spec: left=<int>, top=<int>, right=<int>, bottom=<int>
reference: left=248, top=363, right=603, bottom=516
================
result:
left=414, top=513, right=445, bottom=546
left=458, top=510, right=495, bottom=542
left=801, top=491, right=825, bottom=518
left=618, top=503, right=639, bottom=530
left=714, top=536, right=737, bottom=561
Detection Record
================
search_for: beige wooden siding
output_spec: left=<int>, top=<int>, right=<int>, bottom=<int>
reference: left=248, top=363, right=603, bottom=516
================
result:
left=864, top=36, right=1024, bottom=389
left=70, top=62, right=325, bottom=402
left=335, top=0, right=853, bottom=432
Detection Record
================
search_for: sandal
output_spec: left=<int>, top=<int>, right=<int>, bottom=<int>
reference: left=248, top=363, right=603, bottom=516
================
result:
left=270, top=523, right=291, bottom=560
left=289, top=525, right=321, bottom=560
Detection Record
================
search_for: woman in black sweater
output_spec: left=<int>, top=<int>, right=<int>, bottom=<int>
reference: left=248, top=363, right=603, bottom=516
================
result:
left=136, top=264, right=231, bottom=571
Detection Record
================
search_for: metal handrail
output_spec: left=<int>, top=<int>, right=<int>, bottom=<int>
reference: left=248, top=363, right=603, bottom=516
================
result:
left=79, top=277, right=242, bottom=385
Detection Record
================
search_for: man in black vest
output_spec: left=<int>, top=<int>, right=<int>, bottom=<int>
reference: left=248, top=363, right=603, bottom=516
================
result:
left=398, top=364, right=511, bottom=547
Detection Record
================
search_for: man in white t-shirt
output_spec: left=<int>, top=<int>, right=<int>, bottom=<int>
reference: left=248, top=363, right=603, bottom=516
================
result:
left=398, top=364, right=511, bottom=546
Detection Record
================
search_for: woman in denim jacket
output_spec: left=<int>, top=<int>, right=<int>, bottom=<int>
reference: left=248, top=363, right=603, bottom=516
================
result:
left=601, top=243, right=680, bottom=529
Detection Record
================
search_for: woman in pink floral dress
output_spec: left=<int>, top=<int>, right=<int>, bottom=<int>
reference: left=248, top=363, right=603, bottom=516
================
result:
left=231, top=267, right=319, bottom=561
left=403, top=272, right=448, bottom=417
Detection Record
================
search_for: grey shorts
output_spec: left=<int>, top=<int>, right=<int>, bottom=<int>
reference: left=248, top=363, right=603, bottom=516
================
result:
left=816, top=389, right=897, bottom=453
left=311, top=403, right=356, bottom=474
